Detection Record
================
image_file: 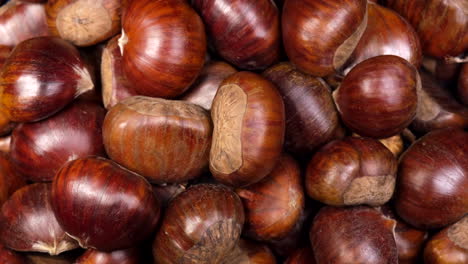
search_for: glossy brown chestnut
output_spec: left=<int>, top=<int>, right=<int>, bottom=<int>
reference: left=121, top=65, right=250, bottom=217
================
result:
left=0, top=183, right=79, bottom=255
left=458, top=63, right=468, bottom=105
left=119, top=0, right=206, bottom=98
left=181, top=61, right=237, bottom=110
left=75, top=248, right=141, bottom=264
left=0, top=1, right=49, bottom=47
left=210, top=71, right=285, bottom=187
left=46, top=0, right=121, bottom=46
left=221, top=239, right=276, bottom=264
left=383, top=0, right=468, bottom=58
left=342, top=2, right=421, bottom=74
left=310, top=206, right=398, bottom=264
left=263, top=62, right=344, bottom=156
left=334, top=55, right=419, bottom=138
left=192, top=0, right=280, bottom=70
left=153, top=184, right=245, bottom=264
left=424, top=216, right=467, bottom=264
left=285, top=247, right=316, bottom=264
left=103, top=96, right=212, bottom=184
left=0, top=37, right=94, bottom=122
left=395, top=128, right=468, bottom=229
left=0, top=244, right=28, bottom=264
left=236, top=155, right=304, bottom=241
left=282, top=0, right=368, bottom=76
left=0, top=152, right=25, bottom=207
left=51, top=157, right=160, bottom=251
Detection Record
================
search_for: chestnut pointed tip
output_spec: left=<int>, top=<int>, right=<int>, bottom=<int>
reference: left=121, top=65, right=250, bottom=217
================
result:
left=31, top=238, right=78, bottom=256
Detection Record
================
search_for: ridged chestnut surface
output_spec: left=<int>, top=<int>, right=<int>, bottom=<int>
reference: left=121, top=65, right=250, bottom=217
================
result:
left=221, top=239, right=276, bottom=264
left=0, top=37, right=94, bottom=122
left=236, top=155, right=304, bottom=241
left=459, top=63, right=468, bottom=105
left=10, top=100, right=106, bottom=182
left=306, top=137, right=397, bottom=206
left=285, top=247, right=316, bottom=264
left=119, top=0, right=206, bottom=98
left=153, top=184, right=245, bottom=264
left=0, top=245, right=28, bottom=264
left=192, top=0, right=280, bottom=70
left=75, top=248, right=141, bottom=264
left=395, top=128, right=468, bottom=229
left=334, top=55, right=419, bottom=138
left=263, top=62, right=344, bottom=156
left=310, top=206, right=398, bottom=264
left=283, top=0, right=368, bottom=76
left=51, top=157, right=160, bottom=251
left=0, top=152, right=25, bottom=207
left=210, top=71, right=285, bottom=187
left=0, top=184, right=79, bottom=255
left=103, top=96, right=212, bottom=184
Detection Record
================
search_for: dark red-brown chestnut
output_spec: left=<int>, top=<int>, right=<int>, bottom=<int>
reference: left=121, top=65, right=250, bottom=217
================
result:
left=191, top=0, right=280, bottom=70
left=51, top=157, right=160, bottom=251
left=221, top=239, right=276, bottom=264
left=210, top=71, right=285, bottom=187
left=153, top=184, right=244, bottom=264
left=0, top=244, right=28, bottom=264
left=333, top=55, right=419, bottom=138
left=310, top=206, right=398, bottom=264
left=458, top=63, right=468, bottom=105
left=75, top=248, right=142, bottom=264
left=354, top=133, right=405, bottom=157
left=282, top=0, right=368, bottom=76
left=285, top=247, right=316, bottom=264
left=0, top=152, right=25, bottom=207
left=0, top=183, right=79, bottom=255
left=119, top=0, right=206, bottom=98
left=152, top=184, right=187, bottom=208
left=10, top=100, right=106, bottom=182
left=395, top=128, right=468, bottom=229
left=422, top=57, right=462, bottom=84
left=103, top=96, right=212, bottom=184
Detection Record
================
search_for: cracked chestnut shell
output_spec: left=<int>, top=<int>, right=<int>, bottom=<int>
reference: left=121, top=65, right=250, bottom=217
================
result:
left=75, top=248, right=142, bottom=264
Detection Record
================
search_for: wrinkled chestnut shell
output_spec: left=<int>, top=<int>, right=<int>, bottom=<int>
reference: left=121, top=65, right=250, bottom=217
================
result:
left=51, top=157, right=160, bottom=251
left=120, top=0, right=206, bottom=98
left=0, top=152, right=25, bottom=206
left=395, top=128, right=468, bottom=229
left=458, top=63, right=468, bottom=105
left=334, top=55, right=419, bottom=138
left=222, top=239, right=276, bottom=264
left=0, top=183, right=79, bottom=255
left=0, top=244, right=28, bottom=264
left=310, top=206, right=398, bottom=264
left=192, top=0, right=280, bottom=70
left=0, top=37, right=94, bottom=122
left=153, top=184, right=245, bottom=264
left=263, top=62, right=344, bottom=156
left=285, top=247, right=316, bottom=264
left=10, top=100, right=106, bottom=182
left=75, top=248, right=142, bottom=264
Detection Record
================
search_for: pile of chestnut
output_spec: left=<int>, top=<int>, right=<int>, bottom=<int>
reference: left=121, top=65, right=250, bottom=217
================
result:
left=0, top=0, right=466, bottom=263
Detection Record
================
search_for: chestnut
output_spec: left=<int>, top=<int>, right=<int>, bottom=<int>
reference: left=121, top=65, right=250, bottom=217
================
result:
left=459, top=63, right=468, bottom=105
left=153, top=184, right=244, bottom=264
left=191, top=0, right=280, bottom=70
left=181, top=61, right=237, bottom=110
left=263, top=62, right=345, bottom=156
left=236, top=154, right=304, bottom=241
left=152, top=183, right=187, bottom=208
left=285, top=247, right=316, bottom=264
left=221, top=239, right=276, bottom=264
left=333, top=55, right=419, bottom=138
left=395, top=128, right=468, bottom=229
left=0, top=244, right=28, bottom=264
left=354, top=133, right=405, bottom=157
left=282, top=0, right=368, bottom=76
left=51, top=157, right=160, bottom=251
left=0, top=37, right=94, bottom=122
left=75, top=248, right=141, bottom=264
left=0, top=152, right=26, bottom=207
left=119, top=0, right=206, bottom=98
left=46, top=0, right=121, bottom=46
left=103, top=96, right=212, bottom=184
left=0, top=183, right=79, bottom=255
left=306, top=137, right=397, bottom=206
left=210, top=71, right=285, bottom=187
left=423, top=57, right=462, bottom=84
left=10, top=100, right=106, bottom=182
left=310, top=206, right=398, bottom=264
left=424, top=216, right=467, bottom=264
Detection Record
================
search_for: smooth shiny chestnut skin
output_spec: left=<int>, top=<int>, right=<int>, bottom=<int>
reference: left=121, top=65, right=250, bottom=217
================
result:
left=283, top=0, right=368, bottom=76
left=51, top=157, right=160, bottom=251
left=0, top=152, right=25, bottom=207
left=0, top=37, right=94, bottom=122
left=153, top=184, right=245, bottom=264
left=192, top=0, right=280, bottom=70
left=75, top=248, right=141, bottom=264
left=395, top=128, right=468, bottom=229
left=306, top=137, right=397, bottom=206
left=221, top=239, right=276, bottom=264
left=120, top=0, right=206, bottom=98
left=285, top=247, right=316, bottom=264
left=0, top=184, right=79, bottom=255
left=210, top=71, right=285, bottom=187
left=103, top=96, right=212, bottom=184
left=181, top=61, right=237, bottom=110
left=424, top=216, right=468, bottom=264
left=0, top=244, right=28, bottom=264
left=334, top=55, right=419, bottom=138
left=10, top=100, right=106, bottom=182
left=236, top=155, right=304, bottom=241
left=263, top=62, right=344, bottom=156
left=459, top=63, right=468, bottom=105
left=310, top=206, right=398, bottom=264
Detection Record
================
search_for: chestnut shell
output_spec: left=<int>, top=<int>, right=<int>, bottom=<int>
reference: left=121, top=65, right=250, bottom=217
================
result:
left=75, top=248, right=142, bottom=264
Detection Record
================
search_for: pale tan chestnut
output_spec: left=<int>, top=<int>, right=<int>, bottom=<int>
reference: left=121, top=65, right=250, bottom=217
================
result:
left=103, top=96, right=212, bottom=184
left=210, top=71, right=285, bottom=187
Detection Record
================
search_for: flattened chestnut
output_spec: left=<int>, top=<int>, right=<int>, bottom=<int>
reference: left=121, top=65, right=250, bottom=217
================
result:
left=51, top=157, right=160, bottom=251
left=75, top=248, right=141, bottom=264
